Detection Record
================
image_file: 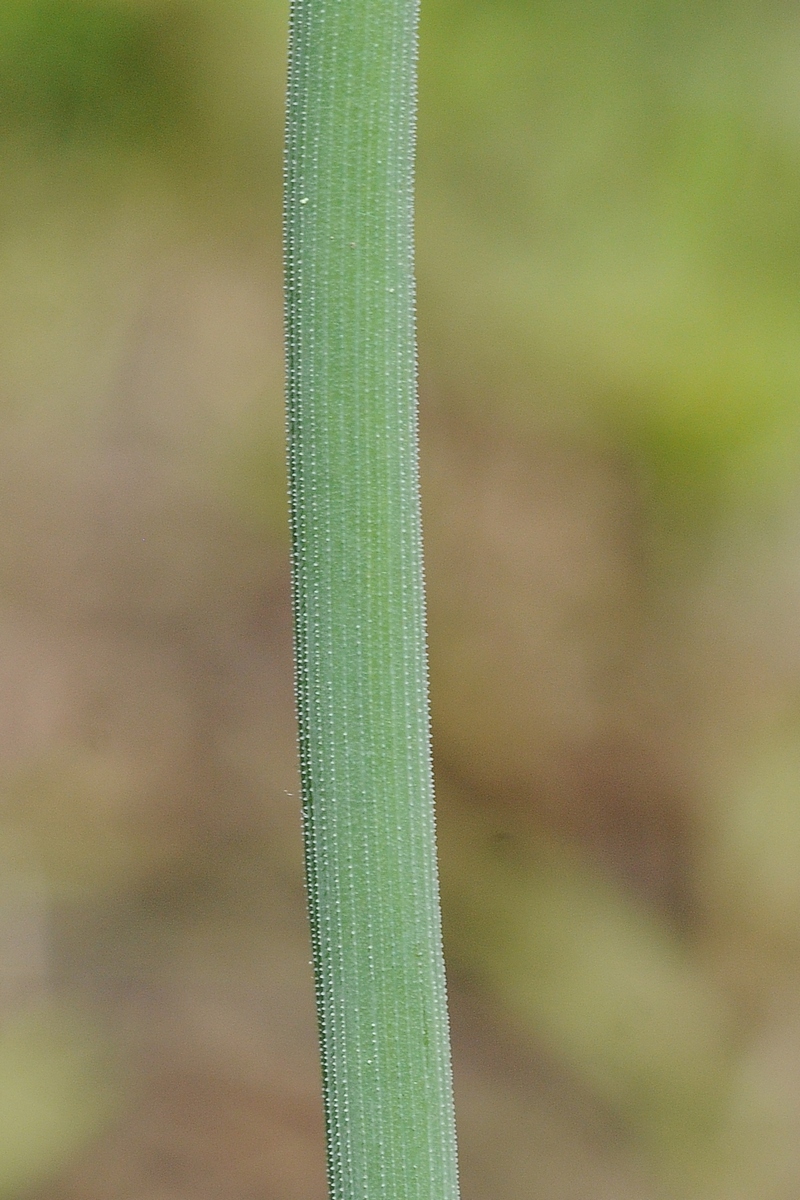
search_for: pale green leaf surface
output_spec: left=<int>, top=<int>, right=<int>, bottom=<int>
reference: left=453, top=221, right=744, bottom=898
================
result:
left=284, top=1, right=459, bottom=1197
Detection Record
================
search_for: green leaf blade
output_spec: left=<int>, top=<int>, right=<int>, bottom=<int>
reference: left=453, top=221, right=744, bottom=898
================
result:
left=284, top=1, right=460, bottom=1197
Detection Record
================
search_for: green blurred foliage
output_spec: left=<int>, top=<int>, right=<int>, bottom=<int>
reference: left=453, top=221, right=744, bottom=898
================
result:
left=0, top=1004, right=116, bottom=1197
left=418, top=0, right=800, bottom=536
left=0, top=0, right=198, bottom=144
left=7, top=0, right=800, bottom=525
left=11, top=0, right=800, bottom=534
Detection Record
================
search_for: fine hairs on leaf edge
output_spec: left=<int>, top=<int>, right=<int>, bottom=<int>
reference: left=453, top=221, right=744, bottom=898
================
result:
left=284, top=0, right=460, bottom=1196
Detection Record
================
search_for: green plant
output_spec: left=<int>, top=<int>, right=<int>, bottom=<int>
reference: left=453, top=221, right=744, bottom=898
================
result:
left=284, top=0, right=459, bottom=1197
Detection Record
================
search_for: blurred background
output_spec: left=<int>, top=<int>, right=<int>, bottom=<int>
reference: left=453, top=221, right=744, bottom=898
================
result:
left=3, top=0, right=800, bottom=1196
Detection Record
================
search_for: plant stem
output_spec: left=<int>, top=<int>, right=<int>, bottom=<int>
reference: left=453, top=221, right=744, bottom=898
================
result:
left=284, top=1, right=459, bottom=1197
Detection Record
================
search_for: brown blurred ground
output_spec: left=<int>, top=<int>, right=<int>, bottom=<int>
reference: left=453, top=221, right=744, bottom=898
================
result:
left=0, top=252, right=653, bottom=1199
left=0, top=218, right=787, bottom=1200
left=0, top=244, right=667, bottom=1199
